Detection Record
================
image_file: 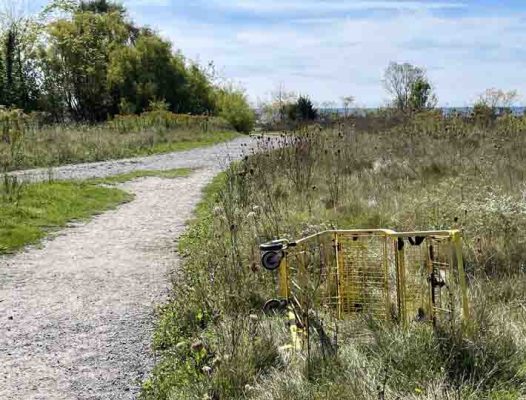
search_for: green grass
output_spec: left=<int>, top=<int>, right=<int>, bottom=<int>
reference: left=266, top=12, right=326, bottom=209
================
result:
left=89, top=168, right=193, bottom=185
left=128, top=132, right=240, bottom=157
left=0, top=182, right=132, bottom=254
left=0, top=168, right=193, bottom=254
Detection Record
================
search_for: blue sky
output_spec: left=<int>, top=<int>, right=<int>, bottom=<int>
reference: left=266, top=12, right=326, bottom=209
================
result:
left=32, top=0, right=526, bottom=107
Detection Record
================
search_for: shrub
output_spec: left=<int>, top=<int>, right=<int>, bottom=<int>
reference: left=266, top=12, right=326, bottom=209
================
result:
left=216, top=86, right=255, bottom=134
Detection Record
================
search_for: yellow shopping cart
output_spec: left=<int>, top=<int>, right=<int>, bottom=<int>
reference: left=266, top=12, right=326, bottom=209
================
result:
left=260, top=229, right=470, bottom=348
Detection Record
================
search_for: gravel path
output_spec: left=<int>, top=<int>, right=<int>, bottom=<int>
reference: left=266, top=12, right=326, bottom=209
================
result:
left=0, top=137, right=257, bottom=399
left=10, top=136, right=257, bottom=182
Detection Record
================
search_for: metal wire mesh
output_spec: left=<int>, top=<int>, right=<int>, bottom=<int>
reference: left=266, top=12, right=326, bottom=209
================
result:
left=270, top=229, right=468, bottom=329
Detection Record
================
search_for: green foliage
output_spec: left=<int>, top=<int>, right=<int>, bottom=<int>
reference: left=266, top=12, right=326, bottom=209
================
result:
left=0, top=0, right=252, bottom=124
left=409, top=78, right=436, bottom=112
left=384, top=62, right=437, bottom=113
left=108, top=33, right=193, bottom=115
left=42, top=7, right=131, bottom=120
left=296, top=96, right=318, bottom=121
left=78, top=0, right=126, bottom=14
left=216, top=86, right=255, bottom=133
left=283, top=95, right=318, bottom=122
left=0, top=19, right=41, bottom=111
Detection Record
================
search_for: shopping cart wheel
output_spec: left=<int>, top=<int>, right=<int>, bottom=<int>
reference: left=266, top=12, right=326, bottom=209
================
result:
left=263, top=299, right=288, bottom=314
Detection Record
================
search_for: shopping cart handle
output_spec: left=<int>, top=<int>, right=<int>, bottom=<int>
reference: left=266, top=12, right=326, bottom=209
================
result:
left=259, top=239, right=289, bottom=251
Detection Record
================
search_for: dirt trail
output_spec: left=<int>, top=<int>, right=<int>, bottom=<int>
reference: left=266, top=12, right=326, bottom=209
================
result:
left=0, top=138, right=256, bottom=399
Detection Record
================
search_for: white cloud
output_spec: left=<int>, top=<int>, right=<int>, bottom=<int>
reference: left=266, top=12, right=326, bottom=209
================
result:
left=120, top=1, right=526, bottom=106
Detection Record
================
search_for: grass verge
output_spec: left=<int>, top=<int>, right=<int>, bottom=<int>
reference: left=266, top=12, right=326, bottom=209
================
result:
left=0, top=168, right=192, bottom=254
left=89, top=168, right=193, bottom=185
left=0, top=181, right=132, bottom=254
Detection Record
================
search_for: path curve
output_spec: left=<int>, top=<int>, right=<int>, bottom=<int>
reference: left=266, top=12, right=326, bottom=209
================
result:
left=11, top=136, right=258, bottom=182
left=0, top=137, right=258, bottom=399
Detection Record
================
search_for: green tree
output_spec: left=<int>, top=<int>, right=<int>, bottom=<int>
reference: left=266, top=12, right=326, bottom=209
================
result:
left=108, top=32, right=217, bottom=115
left=0, top=1, right=41, bottom=111
left=285, top=95, right=318, bottom=122
left=409, top=77, right=437, bottom=112
left=42, top=7, right=130, bottom=120
left=296, top=96, right=318, bottom=120
left=183, top=62, right=217, bottom=114
left=0, top=0, right=249, bottom=124
left=108, top=32, right=188, bottom=114
left=78, top=0, right=126, bottom=14
left=383, top=62, right=436, bottom=113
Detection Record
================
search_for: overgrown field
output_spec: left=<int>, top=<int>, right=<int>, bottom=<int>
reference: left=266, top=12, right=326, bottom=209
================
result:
left=144, top=113, right=526, bottom=399
left=0, top=109, right=238, bottom=172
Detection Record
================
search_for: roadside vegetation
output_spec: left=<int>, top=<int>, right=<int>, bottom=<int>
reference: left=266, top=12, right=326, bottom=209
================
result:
left=0, top=107, right=238, bottom=171
left=144, top=107, right=526, bottom=399
left=0, top=168, right=192, bottom=254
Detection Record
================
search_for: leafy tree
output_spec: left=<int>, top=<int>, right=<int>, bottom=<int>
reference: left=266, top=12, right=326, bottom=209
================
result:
left=0, top=1, right=41, bottom=110
left=0, top=0, right=253, bottom=125
left=0, top=48, right=4, bottom=103
left=78, top=0, right=126, bottom=15
left=182, top=62, right=217, bottom=114
left=383, top=62, right=436, bottom=113
left=42, top=7, right=131, bottom=120
left=296, top=96, right=318, bottom=120
left=109, top=32, right=217, bottom=115
left=108, top=32, right=188, bottom=114
left=409, top=77, right=437, bottom=112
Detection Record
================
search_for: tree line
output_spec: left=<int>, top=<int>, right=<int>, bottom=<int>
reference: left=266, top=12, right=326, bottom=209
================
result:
left=260, top=60, right=520, bottom=130
left=0, top=0, right=254, bottom=132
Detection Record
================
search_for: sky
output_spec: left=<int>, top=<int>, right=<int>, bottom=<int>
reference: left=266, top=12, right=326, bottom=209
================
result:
left=31, top=0, right=526, bottom=107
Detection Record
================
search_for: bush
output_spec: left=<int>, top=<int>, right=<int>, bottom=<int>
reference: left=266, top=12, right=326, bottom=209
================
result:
left=216, top=86, right=255, bottom=134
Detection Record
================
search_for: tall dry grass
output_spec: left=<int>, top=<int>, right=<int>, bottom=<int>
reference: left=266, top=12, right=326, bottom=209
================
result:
left=143, top=111, right=526, bottom=400
left=0, top=109, right=236, bottom=172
